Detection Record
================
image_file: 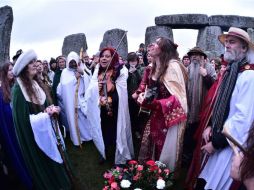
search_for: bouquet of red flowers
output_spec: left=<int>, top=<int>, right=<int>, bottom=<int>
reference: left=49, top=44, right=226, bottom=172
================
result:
left=102, top=160, right=173, bottom=190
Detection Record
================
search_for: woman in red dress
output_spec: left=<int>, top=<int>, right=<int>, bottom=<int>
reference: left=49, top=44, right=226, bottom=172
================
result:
left=137, top=37, right=188, bottom=173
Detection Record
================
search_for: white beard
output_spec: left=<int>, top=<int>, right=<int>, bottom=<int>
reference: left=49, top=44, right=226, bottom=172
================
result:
left=224, top=51, right=236, bottom=63
left=224, top=50, right=245, bottom=63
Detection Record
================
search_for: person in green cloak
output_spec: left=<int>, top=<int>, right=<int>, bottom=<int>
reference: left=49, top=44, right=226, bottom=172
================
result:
left=12, top=49, right=73, bottom=190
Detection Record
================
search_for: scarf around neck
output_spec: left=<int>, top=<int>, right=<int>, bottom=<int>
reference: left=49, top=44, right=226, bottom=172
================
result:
left=211, top=57, right=248, bottom=132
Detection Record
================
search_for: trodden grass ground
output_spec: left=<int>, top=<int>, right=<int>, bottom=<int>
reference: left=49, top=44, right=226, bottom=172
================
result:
left=66, top=137, right=187, bottom=190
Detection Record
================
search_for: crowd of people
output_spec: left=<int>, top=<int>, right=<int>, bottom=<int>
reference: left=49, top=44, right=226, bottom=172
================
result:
left=0, top=26, right=254, bottom=190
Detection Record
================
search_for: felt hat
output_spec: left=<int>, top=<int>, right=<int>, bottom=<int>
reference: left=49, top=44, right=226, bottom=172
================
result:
left=218, top=27, right=254, bottom=49
left=187, top=47, right=207, bottom=59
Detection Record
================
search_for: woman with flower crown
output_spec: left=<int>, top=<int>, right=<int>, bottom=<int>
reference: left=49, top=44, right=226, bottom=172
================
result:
left=137, top=37, right=188, bottom=173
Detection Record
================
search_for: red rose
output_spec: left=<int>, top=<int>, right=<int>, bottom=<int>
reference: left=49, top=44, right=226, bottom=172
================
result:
left=137, top=165, right=143, bottom=171
left=128, top=160, right=138, bottom=165
left=111, top=182, right=118, bottom=189
left=108, top=176, right=115, bottom=184
left=146, top=160, right=156, bottom=167
left=150, top=165, right=159, bottom=172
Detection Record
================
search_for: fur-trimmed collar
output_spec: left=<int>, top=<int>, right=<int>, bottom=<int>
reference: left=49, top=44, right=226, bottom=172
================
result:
left=16, top=77, right=46, bottom=105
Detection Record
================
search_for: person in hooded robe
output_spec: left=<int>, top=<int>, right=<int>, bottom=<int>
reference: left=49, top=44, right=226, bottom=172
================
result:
left=57, top=51, right=92, bottom=146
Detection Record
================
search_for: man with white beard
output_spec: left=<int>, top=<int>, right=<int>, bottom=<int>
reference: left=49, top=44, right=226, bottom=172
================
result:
left=183, top=47, right=216, bottom=167
left=196, top=27, right=254, bottom=190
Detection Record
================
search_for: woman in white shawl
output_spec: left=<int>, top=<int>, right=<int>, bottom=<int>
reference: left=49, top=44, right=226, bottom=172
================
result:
left=84, top=47, right=134, bottom=165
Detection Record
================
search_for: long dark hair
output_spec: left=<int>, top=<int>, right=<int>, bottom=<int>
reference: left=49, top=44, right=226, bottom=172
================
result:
left=151, top=37, right=179, bottom=81
left=241, top=124, right=254, bottom=180
left=19, top=61, right=52, bottom=105
left=0, top=62, right=15, bottom=103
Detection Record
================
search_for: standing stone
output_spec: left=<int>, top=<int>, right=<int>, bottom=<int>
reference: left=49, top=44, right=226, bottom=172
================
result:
left=145, top=26, right=174, bottom=46
left=247, top=28, right=254, bottom=43
left=209, top=15, right=254, bottom=31
left=0, top=6, right=13, bottom=65
left=155, top=14, right=208, bottom=29
left=62, top=33, right=87, bottom=57
left=196, top=26, right=224, bottom=58
left=99, top=28, right=128, bottom=60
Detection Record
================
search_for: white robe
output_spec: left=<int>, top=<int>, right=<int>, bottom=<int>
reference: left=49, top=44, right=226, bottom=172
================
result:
left=17, top=78, right=64, bottom=163
left=30, top=112, right=64, bottom=163
left=199, top=69, right=254, bottom=190
left=84, top=65, right=134, bottom=164
left=80, top=62, right=92, bottom=92
left=57, top=68, right=92, bottom=146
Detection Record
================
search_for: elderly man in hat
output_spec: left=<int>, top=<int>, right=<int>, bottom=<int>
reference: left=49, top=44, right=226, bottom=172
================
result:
left=194, top=27, right=254, bottom=190
left=183, top=47, right=217, bottom=167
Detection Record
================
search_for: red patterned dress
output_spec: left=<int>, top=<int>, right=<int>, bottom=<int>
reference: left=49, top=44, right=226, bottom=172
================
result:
left=138, top=78, right=186, bottom=161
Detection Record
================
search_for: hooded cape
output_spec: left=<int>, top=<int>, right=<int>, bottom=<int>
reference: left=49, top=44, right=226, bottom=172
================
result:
left=84, top=65, right=134, bottom=164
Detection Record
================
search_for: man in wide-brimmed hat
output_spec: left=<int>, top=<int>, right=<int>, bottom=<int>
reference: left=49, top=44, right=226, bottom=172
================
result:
left=195, top=27, right=254, bottom=190
left=187, top=47, right=207, bottom=59
left=182, top=46, right=216, bottom=168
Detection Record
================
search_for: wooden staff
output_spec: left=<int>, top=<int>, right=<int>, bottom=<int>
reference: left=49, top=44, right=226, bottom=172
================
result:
left=51, top=114, right=77, bottom=187
left=222, top=127, right=246, bottom=156
left=74, top=76, right=82, bottom=148
left=72, top=48, right=84, bottom=148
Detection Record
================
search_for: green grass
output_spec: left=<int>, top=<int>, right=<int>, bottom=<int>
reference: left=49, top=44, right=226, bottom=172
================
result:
left=66, top=137, right=187, bottom=190
left=66, top=139, right=112, bottom=190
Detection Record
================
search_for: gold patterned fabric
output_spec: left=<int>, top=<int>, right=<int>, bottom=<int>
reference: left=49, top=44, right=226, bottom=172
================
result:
left=139, top=59, right=188, bottom=172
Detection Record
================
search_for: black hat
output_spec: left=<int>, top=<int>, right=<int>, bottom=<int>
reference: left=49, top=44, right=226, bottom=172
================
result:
left=139, top=43, right=145, bottom=48
left=49, top=57, right=57, bottom=65
left=12, top=49, right=23, bottom=61
left=187, top=47, right=207, bottom=59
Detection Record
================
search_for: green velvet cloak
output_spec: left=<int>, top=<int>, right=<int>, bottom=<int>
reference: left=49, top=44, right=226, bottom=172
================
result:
left=12, top=83, right=72, bottom=190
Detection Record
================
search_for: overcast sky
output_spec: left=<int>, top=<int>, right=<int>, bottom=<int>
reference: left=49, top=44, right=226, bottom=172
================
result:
left=1, top=0, right=254, bottom=61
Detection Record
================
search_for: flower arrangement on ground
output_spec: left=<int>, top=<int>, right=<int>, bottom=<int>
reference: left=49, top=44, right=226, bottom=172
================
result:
left=102, top=160, right=173, bottom=190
